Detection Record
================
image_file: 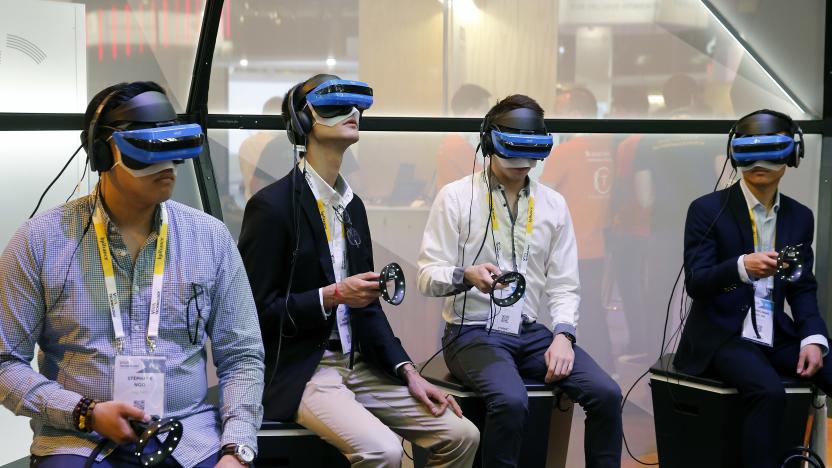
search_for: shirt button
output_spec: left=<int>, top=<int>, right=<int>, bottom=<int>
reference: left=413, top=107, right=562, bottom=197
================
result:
left=132, top=285, right=140, bottom=293
left=133, top=324, right=142, bottom=332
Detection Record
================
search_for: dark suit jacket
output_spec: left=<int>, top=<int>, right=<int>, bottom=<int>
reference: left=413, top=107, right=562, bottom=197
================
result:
left=674, top=182, right=828, bottom=375
left=238, top=168, right=411, bottom=421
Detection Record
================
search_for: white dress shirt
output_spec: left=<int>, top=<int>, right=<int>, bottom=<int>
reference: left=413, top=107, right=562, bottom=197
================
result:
left=736, top=179, right=828, bottom=354
left=417, top=171, right=581, bottom=337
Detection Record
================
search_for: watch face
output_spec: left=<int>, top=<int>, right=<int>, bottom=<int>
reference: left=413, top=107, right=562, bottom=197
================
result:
left=238, top=445, right=256, bottom=463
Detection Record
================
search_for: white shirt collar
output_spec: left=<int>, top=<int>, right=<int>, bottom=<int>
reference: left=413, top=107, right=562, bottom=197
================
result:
left=300, top=158, right=354, bottom=207
left=739, top=178, right=780, bottom=215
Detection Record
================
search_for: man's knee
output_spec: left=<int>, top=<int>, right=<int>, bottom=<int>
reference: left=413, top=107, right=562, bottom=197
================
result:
left=585, top=375, right=623, bottom=416
left=488, top=391, right=529, bottom=417
left=357, top=435, right=404, bottom=467
left=746, top=381, right=786, bottom=407
left=452, top=416, right=481, bottom=449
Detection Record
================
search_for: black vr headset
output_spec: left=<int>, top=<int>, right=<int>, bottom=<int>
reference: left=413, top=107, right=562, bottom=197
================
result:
left=727, top=109, right=804, bottom=169
left=81, top=89, right=204, bottom=172
left=479, top=107, right=553, bottom=160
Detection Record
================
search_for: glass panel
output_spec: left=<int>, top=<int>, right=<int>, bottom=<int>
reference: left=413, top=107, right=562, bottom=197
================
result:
left=211, top=128, right=820, bottom=462
left=0, top=0, right=201, bottom=113
left=207, top=0, right=821, bottom=119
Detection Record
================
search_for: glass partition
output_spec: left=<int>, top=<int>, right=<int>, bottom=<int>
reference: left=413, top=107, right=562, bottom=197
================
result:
left=207, top=0, right=824, bottom=119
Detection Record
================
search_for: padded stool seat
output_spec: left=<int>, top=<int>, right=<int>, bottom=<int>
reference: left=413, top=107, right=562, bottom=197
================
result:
left=413, top=356, right=574, bottom=468
left=256, top=420, right=348, bottom=468
left=650, top=353, right=816, bottom=468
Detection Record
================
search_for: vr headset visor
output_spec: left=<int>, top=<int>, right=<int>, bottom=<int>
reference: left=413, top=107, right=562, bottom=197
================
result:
left=111, top=123, right=205, bottom=169
left=489, top=107, right=553, bottom=159
left=731, top=134, right=794, bottom=166
left=306, top=79, right=374, bottom=118
left=491, top=131, right=554, bottom=159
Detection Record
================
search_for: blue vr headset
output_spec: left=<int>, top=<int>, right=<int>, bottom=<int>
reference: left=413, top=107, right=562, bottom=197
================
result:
left=731, top=134, right=795, bottom=166
left=306, top=79, right=374, bottom=117
left=481, top=107, right=553, bottom=160
left=491, top=131, right=554, bottom=159
left=86, top=90, right=205, bottom=171
left=111, top=123, right=205, bottom=168
left=728, top=109, right=803, bottom=168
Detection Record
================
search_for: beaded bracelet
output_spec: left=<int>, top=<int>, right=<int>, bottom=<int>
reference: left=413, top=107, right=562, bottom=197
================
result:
left=73, top=398, right=96, bottom=433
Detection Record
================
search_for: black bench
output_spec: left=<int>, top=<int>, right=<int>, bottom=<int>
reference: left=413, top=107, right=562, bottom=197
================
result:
left=650, top=353, right=817, bottom=468
left=413, top=355, right=574, bottom=468
left=256, top=420, right=348, bottom=468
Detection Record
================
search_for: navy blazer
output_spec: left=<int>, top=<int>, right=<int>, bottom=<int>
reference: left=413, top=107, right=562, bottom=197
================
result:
left=674, top=182, right=828, bottom=376
left=238, top=168, right=411, bottom=421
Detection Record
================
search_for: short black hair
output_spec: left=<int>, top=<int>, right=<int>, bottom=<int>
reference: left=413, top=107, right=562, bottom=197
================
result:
left=81, top=81, right=166, bottom=149
left=483, top=94, right=544, bottom=127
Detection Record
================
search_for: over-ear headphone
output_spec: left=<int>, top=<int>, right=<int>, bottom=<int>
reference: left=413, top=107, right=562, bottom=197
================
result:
left=80, top=88, right=123, bottom=172
left=286, top=83, right=313, bottom=146
left=479, top=107, right=549, bottom=158
left=478, top=112, right=495, bottom=157
left=727, top=109, right=804, bottom=169
left=285, top=74, right=342, bottom=147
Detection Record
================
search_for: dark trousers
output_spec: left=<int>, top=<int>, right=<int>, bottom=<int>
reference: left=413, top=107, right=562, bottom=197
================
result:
left=709, top=334, right=832, bottom=468
left=443, top=322, right=623, bottom=468
left=30, top=437, right=221, bottom=468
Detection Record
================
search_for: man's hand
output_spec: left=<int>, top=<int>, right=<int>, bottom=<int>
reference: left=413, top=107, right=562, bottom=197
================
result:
left=215, top=455, right=247, bottom=467
left=401, top=364, right=463, bottom=418
left=463, top=263, right=502, bottom=294
left=90, top=401, right=148, bottom=444
left=323, top=272, right=381, bottom=308
left=544, top=334, right=575, bottom=384
left=743, top=252, right=779, bottom=280
left=797, top=344, right=824, bottom=378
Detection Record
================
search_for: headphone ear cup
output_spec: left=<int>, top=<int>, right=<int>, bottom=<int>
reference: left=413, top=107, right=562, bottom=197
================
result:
left=90, top=139, right=113, bottom=172
left=298, top=107, right=313, bottom=136
left=792, top=130, right=804, bottom=168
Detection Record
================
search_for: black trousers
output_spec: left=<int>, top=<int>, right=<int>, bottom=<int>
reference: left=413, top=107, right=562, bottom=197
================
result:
left=443, top=322, right=623, bottom=468
left=709, top=334, right=832, bottom=468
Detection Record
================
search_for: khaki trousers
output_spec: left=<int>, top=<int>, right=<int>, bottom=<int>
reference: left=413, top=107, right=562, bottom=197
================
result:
left=295, top=351, right=479, bottom=468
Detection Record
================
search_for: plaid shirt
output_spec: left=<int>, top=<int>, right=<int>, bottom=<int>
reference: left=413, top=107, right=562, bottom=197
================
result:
left=0, top=194, right=264, bottom=467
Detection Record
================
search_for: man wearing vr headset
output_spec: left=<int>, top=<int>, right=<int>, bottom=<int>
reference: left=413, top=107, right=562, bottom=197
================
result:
left=418, top=95, right=623, bottom=467
left=238, top=74, right=478, bottom=467
left=675, top=109, right=832, bottom=468
left=0, top=82, right=264, bottom=467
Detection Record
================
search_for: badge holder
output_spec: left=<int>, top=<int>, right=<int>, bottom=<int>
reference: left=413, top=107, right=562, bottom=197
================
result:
left=777, top=244, right=805, bottom=282
left=490, top=271, right=526, bottom=307
left=379, top=262, right=406, bottom=305
left=130, top=416, right=183, bottom=466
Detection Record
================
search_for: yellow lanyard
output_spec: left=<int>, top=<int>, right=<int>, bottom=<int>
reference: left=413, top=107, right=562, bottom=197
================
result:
left=748, top=207, right=775, bottom=251
left=93, top=203, right=168, bottom=353
left=488, top=187, right=536, bottom=272
left=317, top=199, right=346, bottom=243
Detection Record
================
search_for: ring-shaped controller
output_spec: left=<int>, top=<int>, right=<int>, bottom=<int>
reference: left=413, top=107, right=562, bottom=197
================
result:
left=777, top=244, right=805, bottom=283
left=130, top=416, right=183, bottom=467
left=490, top=271, right=526, bottom=307
left=379, top=262, right=406, bottom=305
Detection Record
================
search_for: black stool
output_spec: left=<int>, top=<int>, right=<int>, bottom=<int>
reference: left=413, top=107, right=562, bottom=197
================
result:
left=255, top=420, right=349, bottom=468
left=413, top=356, right=574, bottom=468
left=650, top=353, right=816, bottom=468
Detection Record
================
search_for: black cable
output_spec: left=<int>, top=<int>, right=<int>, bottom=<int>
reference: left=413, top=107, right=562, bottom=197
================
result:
left=265, top=146, right=303, bottom=391
left=419, top=155, right=495, bottom=374
left=619, top=157, right=733, bottom=466
left=29, top=144, right=83, bottom=219
left=66, top=156, right=90, bottom=203
left=1, top=188, right=98, bottom=366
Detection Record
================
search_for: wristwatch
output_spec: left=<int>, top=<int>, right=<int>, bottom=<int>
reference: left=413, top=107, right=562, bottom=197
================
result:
left=222, top=443, right=256, bottom=465
left=557, top=331, right=576, bottom=344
